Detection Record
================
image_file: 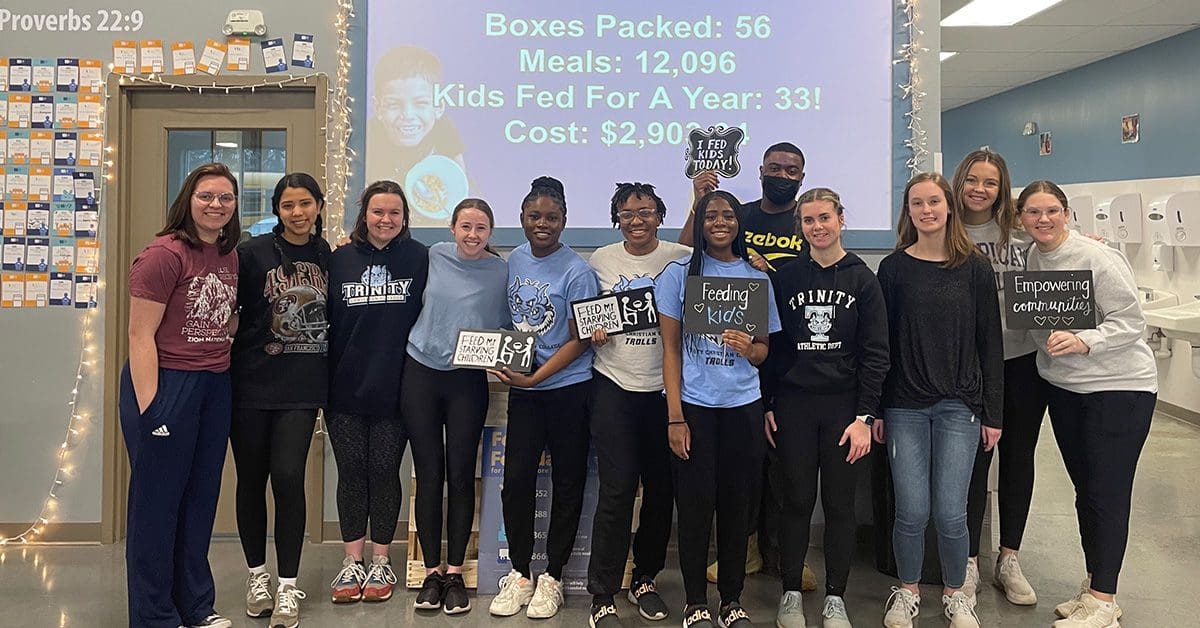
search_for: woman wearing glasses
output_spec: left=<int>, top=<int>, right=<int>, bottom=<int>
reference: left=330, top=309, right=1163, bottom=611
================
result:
left=120, top=163, right=241, bottom=628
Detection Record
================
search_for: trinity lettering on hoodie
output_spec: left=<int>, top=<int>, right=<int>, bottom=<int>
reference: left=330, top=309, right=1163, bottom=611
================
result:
left=765, top=250, right=890, bottom=417
left=327, top=236, right=428, bottom=418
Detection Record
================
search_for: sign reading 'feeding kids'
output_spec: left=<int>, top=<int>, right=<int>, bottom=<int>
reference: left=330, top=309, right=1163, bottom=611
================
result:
left=1002, top=270, right=1097, bottom=330
left=683, top=276, right=770, bottom=335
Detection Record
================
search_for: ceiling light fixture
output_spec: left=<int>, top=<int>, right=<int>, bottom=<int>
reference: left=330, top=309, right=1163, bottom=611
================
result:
left=940, top=51, right=958, bottom=61
left=941, top=0, right=1065, bottom=27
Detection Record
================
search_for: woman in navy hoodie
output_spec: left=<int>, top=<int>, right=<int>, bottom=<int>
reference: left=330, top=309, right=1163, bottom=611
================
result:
left=763, top=188, right=890, bottom=628
left=325, top=180, right=428, bottom=605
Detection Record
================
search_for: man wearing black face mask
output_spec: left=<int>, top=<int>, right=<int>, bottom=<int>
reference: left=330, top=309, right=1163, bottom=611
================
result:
left=678, top=142, right=807, bottom=273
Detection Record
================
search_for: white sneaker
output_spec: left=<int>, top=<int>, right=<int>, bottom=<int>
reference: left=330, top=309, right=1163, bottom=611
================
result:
left=943, top=591, right=981, bottom=627
left=882, top=587, right=919, bottom=628
left=820, top=595, right=852, bottom=628
left=1053, top=593, right=1120, bottom=628
left=993, top=554, right=1037, bottom=605
left=245, top=572, right=273, bottom=618
left=488, top=569, right=534, bottom=617
left=526, top=573, right=564, bottom=619
left=271, top=584, right=305, bottom=628
left=1055, top=578, right=1123, bottom=620
left=775, top=590, right=805, bottom=627
left=960, top=557, right=980, bottom=605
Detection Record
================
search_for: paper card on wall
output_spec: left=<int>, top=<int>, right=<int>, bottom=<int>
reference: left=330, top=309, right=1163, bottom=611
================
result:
left=32, top=59, right=55, bottom=93
left=53, top=206, right=74, bottom=236
left=261, top=39, right=287, bottom=73
left=30, top=95, right=54, bottom=129
left=52, top=169, right=74, bottom=201
left=74, top=203, right=98, bottom=237
left=0, top=59, right=8, bottom=92
left=79, top=132, right=102, bottom=165
left=74, top=274, right=98, bottom=308
left=74, top=238, right=99, bottom=274
left=54, top=133, right=77, bottom=166
left=49, top=271, right=72, bottom=305
left=0, top=98, right=7, bottom=127
left=226, top=38, right=250, bottom=71
left=73, top=171, right=96, bottom=203
left=171, top=42, right=196, bottom=76
left=57, top=58, right=79, bottom=93
left=77, top=94, right=101, bottom=129
left=197, top=40, right=228, bottom=76
left=54, top=95, right=77, bottom=129
left=571, top=287, right=660, bottom=338
left=2, top=236, right=26, bottom=270
left=683, top=275, right=771, bottom=335
left=113, top=40, right=138, bottom=74
left=1002, top=271, right=1098, bottom=330
left=24, top=271, right=48, bottom=306
left=7, top=131, right=29, bottom=164
left=0, top=130, right=6, bottom=164
left=29, top=131, right=52, bottom=165
left=8, top=58, right=32, bottom=91
left=140, top=40, right=165, bottom=74
left=28, top=166, right=50, bottom=200
left=79, top=60, right=103, bottom=93
left=291, top=34, right=315, bottom=68
left=452, top=329, right=537, bottom=373
left=3, top=202, right=24, bottom=235
left=25, top=237, right=48, bottom=274
left=8, top=93, right=31, bottom=128
left=26, top=202, right=48, bottom=236
left=0, top=169, right=5, bottom=195
left=2, top=272, right=25, bottom=307
left=5, top=165, right=27, bottom=198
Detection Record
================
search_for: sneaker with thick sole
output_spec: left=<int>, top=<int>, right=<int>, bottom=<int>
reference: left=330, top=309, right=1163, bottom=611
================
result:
left=361, top=555, right=397, bottom=602
left=775, top=590, right=805, bottom=628
left=628, top=576, right=669, bottom=621
left=527, top=573, right=565, bottom=619
left=882, top=587, right=920, bottom=628
left=943, top=591, right=981, bottom=628
left=683, top=604, right=715, bottom=628
left=590, top=601, right=622, bottom=627
left=820, top=595, right=852, bottom=628
left=489, top=569, right=534, bottom=617
left=414, top=571, right=444, bottom=610
left=960, top=557, right=980, bottom=606
left=442, top=572, right=471, bottom=615
left=1055, top=579, right=1123, bottom=620
left=993, top=554, right=1037, bottom=605
left=329, top=556, right=366, bottom=604
left=717, top=601, right=753, bottom=627
left=270, top=585, right=305, bottom=628
left=1053, top=593, right=1120, bottom=628
left=189, top=615, right=233, bottom=628
left=245, top=572, right=273, bottom=618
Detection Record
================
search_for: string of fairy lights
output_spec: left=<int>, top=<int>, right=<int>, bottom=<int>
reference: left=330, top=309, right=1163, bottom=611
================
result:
left=896, top=0, right=931, bottom=174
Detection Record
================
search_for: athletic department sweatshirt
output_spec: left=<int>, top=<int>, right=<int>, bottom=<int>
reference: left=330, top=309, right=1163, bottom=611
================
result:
left=327, top=236, right=428, bottom=419
left=764, top=250, right=890, bottom=417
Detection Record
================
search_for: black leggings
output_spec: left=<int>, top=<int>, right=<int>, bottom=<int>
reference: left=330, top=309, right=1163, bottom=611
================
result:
left=400, top=360, right=489, bottom=568
left=501, top=381, right=592, bottom=580
left=967, top=352, right=1048, bottom=555
left=229, top=408, right=317, bottom=578
left=1047, top=386, right=1154, bottom=594
left=674, top=400, right=765, bottom=606
left=770, top=390, right=861, bottom=595
left=326, top=412, right=407, bottom=545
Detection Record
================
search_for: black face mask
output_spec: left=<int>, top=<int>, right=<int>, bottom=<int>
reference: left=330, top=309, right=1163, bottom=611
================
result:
left=762, top=175, right=800, bottom=205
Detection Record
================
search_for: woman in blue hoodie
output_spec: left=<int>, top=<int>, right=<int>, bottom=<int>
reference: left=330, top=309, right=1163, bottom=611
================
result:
left=763, top=188, right=890, bottom=628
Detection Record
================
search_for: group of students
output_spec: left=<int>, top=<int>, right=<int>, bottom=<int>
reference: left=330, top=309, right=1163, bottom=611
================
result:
left=119, top=142, right=1155, bottom=628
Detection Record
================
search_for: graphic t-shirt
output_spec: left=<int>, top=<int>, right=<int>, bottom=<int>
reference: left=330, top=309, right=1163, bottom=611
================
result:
left=589, top=240, right=691, bottom=392
left=966, top=219, right=1036, bottom=359
left=656, top=253, right=782, bottom=408
left=506, top=242, right=599, bottom=391
left=408, top=242, right=510, bottom=370
left=128, top=234, right=238, bottom=373
left=738, top=199, right=805, bottom=270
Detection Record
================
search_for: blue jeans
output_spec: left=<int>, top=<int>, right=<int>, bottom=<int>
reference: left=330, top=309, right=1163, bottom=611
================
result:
left=885, top=398, right=980, bottom=588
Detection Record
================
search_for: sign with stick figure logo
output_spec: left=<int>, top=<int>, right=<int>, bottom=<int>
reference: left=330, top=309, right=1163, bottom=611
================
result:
left=452, top=328, right=536, bottom=373
left=685, top=125, right=745, bottom=179
left=571, top=287, right=659, bottom=338
left=683, top=276, right=769, bottom=335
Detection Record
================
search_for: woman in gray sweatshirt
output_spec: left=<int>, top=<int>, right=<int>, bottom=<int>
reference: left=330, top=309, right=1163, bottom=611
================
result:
left=1018, top=180, right=1156, bottom=628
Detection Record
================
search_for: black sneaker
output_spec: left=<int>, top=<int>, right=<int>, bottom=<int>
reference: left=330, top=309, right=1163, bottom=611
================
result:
left=441, top=573, right=471, bottom=615
left=414, top=572, right=444, bottom=610
left=589, top=601, right=621, bottom=627
left=627, top=576, right=669, bottom=621
left=682, top=604, right=715, bottom=628
left=716, top=602, right=752, bottom=627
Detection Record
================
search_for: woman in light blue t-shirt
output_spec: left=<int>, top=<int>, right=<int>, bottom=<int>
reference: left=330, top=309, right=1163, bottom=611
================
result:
left=657, top=190, right=781, bottom=628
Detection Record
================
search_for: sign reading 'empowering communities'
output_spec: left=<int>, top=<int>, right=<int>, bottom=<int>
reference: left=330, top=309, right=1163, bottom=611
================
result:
left=1003, top=270, right=1097, bottom=330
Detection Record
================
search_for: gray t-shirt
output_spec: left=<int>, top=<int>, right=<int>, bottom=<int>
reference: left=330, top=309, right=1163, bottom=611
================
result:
left=589, top=240, right=691, bottom=392
left=966, top=218, right=1037, bottom=360
left=407, top=241, right=510, bottom=370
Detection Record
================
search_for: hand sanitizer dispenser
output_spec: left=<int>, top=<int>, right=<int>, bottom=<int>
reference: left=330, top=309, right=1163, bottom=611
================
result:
left=1068, top=195, right=1095, bottom=235
left=1167, top=191, right=1200, bottom=246
left=1093, top=199, right=1114, bottom=241
left=1147, top=196, right=1171, bottom=244
left=1110, top=193, right=1143, bottom=243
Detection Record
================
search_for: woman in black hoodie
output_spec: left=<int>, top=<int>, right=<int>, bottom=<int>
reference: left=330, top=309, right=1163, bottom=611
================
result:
left=763, top=188, right=890, bottom=628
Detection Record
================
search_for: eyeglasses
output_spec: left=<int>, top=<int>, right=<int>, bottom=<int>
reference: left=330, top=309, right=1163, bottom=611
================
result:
left=617, top=208, right=658, bottom=222
left=1022, top=207, right=1064, bottom=219
left=194, top=192, right=237, bottom=206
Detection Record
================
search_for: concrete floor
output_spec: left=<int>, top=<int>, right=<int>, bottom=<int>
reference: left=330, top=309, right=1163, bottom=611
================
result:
left=1, top=414, right=1196, bottom=627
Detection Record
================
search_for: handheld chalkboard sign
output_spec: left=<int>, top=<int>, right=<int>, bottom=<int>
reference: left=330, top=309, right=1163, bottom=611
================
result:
left=685, top=125, right=745, bottom=179
left=1002, top=270, right=1097, bottom=330
left=572, top=287, right=659, bottom=339
left=451, top=329, right=536, bottom=373
left=683, top=276, right=769, bottom=335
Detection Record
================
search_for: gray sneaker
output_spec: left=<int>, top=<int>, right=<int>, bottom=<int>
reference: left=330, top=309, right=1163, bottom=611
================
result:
left=270, top=584, right=305, bottom=628
left=820, top=595, right=852, bottom=628
left=776, top=590, right=806, bottom=627
left=245, top=572, right=273, bottom=618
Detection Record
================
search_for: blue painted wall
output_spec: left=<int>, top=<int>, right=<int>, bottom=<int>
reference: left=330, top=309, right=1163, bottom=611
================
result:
left=943, top=27, right=1200, bottom=187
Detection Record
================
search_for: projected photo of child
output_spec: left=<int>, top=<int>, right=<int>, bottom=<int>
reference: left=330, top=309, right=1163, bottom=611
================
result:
left=367, top=45, right=469, bottom=225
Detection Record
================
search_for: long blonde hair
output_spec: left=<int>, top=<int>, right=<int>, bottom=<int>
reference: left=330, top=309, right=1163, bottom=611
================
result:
left=951, top=149, right=1018, bottom=248
left=896, top=172, right=977, bottom=269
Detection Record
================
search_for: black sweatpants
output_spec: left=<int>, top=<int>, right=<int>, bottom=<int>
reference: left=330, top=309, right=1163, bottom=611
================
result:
left=400, top=360, right=489, bottom=568
left=673, top=400, right=766, bottom=606
left=326, top=412, right=407, bottom=545
left=229, top=408, right=317, bottom=579
left=586, top=372, right=674, bottom=598
left=502, top=381, right=592, bottom=580
left=770, top=390, right=861, bottom=595
left=1047, top=386, right=1154, bottom=594
left=120, top=364, right=230, bottom=628
left=967, top=352, right=1048, bottom=555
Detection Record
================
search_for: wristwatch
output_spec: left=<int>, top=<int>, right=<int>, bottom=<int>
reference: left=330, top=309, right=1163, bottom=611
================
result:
left=857, top=414, right=876, bottom=426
